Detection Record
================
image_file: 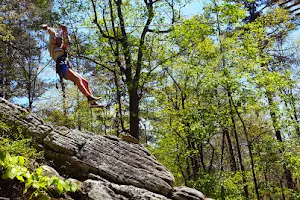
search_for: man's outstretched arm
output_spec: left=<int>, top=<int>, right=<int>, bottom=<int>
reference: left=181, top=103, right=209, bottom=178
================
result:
left=41, top=24, right=56, bottom=36
left=59, top=24, right=70, bottom=50
left=41, top=24, right=57, bottom=60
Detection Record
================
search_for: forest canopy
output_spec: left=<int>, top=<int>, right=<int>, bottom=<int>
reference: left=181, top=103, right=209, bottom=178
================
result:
left=1, top=0, right=300, bottom=199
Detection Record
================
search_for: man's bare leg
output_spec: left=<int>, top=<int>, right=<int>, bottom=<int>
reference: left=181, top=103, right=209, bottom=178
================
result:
left=65, top=68, right=104, bottom=108
left=72, top=71, right=92, bottom=94
left=65, top=68, right=91, bottom=97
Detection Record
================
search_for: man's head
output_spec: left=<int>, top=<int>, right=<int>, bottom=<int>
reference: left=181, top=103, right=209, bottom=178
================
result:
left=55, top=36, right=63, bottom=46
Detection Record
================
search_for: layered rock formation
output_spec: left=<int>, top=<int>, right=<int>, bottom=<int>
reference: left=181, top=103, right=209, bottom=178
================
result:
left=0, top=98, right=212, bottom=200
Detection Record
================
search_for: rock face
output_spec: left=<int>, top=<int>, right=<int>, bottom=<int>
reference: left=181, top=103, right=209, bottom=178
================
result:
left=172, top=186, right=205, bottom=200
left=0, top=98, right=211, bottom=200
left=80, top=179, right=171, bottom=200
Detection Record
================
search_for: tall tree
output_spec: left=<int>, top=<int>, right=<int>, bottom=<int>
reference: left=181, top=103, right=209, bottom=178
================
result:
left=57, top=0, right=189, bottom=140
left=149, top=1, right=299, bottom=199
left=0, top=0, right=55, bottom=107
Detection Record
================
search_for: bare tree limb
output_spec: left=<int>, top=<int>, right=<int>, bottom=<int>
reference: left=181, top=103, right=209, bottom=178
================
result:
left=134, top=0, right=155, bottom=84
left=78, top=55, right=114, bottom=73
left=139, top=52, right=180, bottom=99
left=91, top=0, right=118, bottom=40
left=115, top=0, right=132, bottom=81
left=148, top=0, right=175, bottom=33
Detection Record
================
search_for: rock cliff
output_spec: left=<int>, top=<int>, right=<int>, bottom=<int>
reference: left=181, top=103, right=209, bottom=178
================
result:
left=0, top=98, right=212, bottom=200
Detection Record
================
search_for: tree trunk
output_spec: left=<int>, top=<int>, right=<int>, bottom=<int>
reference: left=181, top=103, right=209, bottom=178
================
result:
left=232, top=96, right=260, bottom=200
left=187, top=138, right=199, bottom=180
left=220, top=130, right=225, bottom=171
left=113, top=70, right=126, bottom=135
left=129, top=86, right=139, bottom=141
left=283, top=165, right=295, bottom=189
left=289, top=90, right=300, bottom=136
left=176, top=146, right=188, bottom=185
left=1, top=65, right=6, bottom=99
left=198, top=142, right=206, bottom=172
left=266, top=92, right=296, bottom=189
left=220, top=133, right=226, bottom=200
left=223, top=128, right=237, bottom=171
left=280, top=179, right=286, bottom=200
left=228, top=89, right=249, bottom=199
left=267, top=93, right=283, bottom=142
left=208, top=142, right=215, bottom=173
left=186, top=156, right=192, bottom=180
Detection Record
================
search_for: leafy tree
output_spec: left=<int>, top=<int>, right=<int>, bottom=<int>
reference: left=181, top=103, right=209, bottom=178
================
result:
left=55, top=0, right=193, bottom=141
left=0, top=0, right=55, bottom=108
left=148, top=1, right=300, bottom=199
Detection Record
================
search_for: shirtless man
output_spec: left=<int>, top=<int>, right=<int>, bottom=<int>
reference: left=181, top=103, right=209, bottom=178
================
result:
left=41, top=24, right=104, bottom=108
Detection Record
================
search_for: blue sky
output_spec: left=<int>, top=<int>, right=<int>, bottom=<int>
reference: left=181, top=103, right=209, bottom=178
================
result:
left=181, top=0, right=205, bottom=17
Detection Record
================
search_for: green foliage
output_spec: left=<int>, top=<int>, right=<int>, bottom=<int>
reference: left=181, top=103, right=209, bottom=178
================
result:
left=0, top=138, right=43, bottom=161
left=0, top=151, right=78, bottom=199
left=0, top=121, right=43, bottom=160
left=43, top=109, right=74, bottom=128
left=188, top=172, right=222, bottom=198
left=0, top=0, right=56, bottom=105
left=188, top=171, right=252, bottom=200
left=0, top=121, right=78, bottom=198
left=39, top=94, right=108, bottom=134
left=148, top=1, right=300, bottom=200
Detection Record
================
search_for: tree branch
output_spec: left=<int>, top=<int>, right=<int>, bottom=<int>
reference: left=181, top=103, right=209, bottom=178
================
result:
left=148, top=0, right=175, bottom=33
left=134, top=0, right=155, bottom=84
left=78, top=55, right=114, bottom=73
left=115, top=0, right=132, bottom=82
left=164, top=67, right=183, bottom=94
left=3, top=40, right=31, bottom=58
left=139, top=52, right=180, bottom=98
left=91, top=0, right=118, bottom=40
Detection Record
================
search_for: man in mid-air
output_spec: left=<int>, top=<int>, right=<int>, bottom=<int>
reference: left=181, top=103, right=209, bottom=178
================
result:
left=42, top=24, right=104, bottom=108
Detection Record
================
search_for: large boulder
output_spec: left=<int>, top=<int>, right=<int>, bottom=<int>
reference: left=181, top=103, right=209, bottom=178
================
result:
left=172, top=186, right=205, bottom=200
left=79, top=179, right=171, bottom=200
left=0, top=98, right=213, bottom=200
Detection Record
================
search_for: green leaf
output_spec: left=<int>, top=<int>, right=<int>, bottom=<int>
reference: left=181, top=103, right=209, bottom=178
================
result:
left=3, top=167, right=19, bottom=179
left=41, top=176, right=50, bottom=183
left=25, top=179, right=33, bottom=189
left=35, top=166, right=43, bottom=176
left=24, top=172, right=31, bottom=179
left=39, top=195, right=50, bottom=200
left=11, top=156, right=18, bottom=165
left=48, top=176, right=58, bottom=186
left=57, top=179, right=65, bottom=194
left=23, top=188, right=28, bottom=194
left=4, top=152, right=11, bottom=163
left=63, top=181, right=71, bottom=191
left=70, top=182, right=78, bottom=192
left=2, top=172, right=8, bottom=179
left=16, top=175, right=25, bottom=182
left=0, top=151, right=5, bottom=161
left=18, top=156, right=25, bottom=165
left=32, top=182, right=40, bottom=189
